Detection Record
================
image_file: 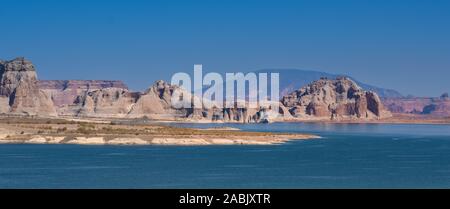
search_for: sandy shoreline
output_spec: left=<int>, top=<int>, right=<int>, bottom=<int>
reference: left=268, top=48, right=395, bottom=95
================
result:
left=0, top=117, right=318, bottom=146
left=0, top=134, right=318, bottom=146
left=1, top=113, right=447, bottom=146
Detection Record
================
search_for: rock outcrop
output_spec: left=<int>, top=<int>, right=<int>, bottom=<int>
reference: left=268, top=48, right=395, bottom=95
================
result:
left=0, top=57, right=56, bottom=116
left=126, top=80, right=282, bottom=122
left=383, top=95, right=450, bottom=117
left=56, top=80, right=189, bottom=119
left=39, top=80, right=128, bottom=107
left=128, top=80, right=187, bottom=119
left=0, top=57, right=393, bottom=122
left=69, top=88, right=140, bottom=117
left=281, top=77, right=391, bottom=120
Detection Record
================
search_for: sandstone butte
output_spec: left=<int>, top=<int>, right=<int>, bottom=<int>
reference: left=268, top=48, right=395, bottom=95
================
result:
left=1, top=57, right=393, bottom=123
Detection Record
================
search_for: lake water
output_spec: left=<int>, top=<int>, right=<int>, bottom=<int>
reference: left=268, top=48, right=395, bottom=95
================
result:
left=1, top=123, right=450, bottom=188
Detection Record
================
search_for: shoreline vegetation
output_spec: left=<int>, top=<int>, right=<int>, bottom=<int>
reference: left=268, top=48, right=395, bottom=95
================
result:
left=0, top=116, right=318, bottom=146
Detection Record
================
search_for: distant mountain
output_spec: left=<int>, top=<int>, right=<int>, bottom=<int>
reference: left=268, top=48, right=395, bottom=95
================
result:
left=254, top=69, right=403, bottom=98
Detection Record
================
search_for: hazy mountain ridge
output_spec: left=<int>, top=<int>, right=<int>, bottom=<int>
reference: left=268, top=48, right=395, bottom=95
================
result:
left=383, top=94, right=450, bottom=116
left=254, top=69, right=403, bottom=98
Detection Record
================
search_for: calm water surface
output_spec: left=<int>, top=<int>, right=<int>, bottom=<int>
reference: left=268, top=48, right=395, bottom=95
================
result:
left=1, top=123, right=450, bottom=188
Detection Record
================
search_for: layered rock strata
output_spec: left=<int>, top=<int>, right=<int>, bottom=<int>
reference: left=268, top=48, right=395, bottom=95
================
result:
left=281, top=77, right=392, bottom=120
left=1, top=57, right=392, bottom=122
left=0, top=57, right=56, bottom=116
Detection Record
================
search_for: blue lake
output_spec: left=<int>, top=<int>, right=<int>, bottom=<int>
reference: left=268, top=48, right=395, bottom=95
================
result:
left=1, top=123, right=450, bottom=188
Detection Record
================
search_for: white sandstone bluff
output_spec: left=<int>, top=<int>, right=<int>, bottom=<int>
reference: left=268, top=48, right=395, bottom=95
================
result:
left=1, top=57, right=392, bottom=122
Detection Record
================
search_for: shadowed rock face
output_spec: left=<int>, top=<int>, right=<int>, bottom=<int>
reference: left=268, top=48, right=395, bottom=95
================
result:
left=0, top=58, right=56, bottom=116
left=0, top=57, right=37, bottom=96
left=281, top=77, right=391, bottom=120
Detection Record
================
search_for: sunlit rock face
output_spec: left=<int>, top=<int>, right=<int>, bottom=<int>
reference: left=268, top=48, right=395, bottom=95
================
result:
left=0, top=58, right=392, bottom=122
left=281, top=77, right=391, bottom=120
left=383, top=95, right=450, bottom=117
left=38, top=80, right=128, bottom=107
left=0, top=57, right=56, bottom=116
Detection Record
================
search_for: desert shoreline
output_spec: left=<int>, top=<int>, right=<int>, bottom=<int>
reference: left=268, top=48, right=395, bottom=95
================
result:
left=51, top=114, right=450, bottom=125
left=1, top=114, right=449, bottom=146
left=0, top=116, right=319, bottom=146
left=0, top=134, right=319, bottom=146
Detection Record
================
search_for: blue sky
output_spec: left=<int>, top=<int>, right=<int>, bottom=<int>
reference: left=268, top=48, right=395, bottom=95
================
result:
left=1, top=0, right=449, bottom=96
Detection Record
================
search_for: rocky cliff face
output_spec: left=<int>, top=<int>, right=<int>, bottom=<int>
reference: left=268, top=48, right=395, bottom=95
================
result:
left=71, top=88, right=139, bottom=117
left=127, top=80, right=188, bottom=119
left=54, top=80, right=187, bottom=119
left=0, top=57, right=393, bottom=122
left=39, top=80, right=128, bottom=107
left=0, top=58, right=56, bottom=116
left=281, top=77, right=391, bottom=120
left=383, top=95, right=450, bottom=117
left=39, top=80, right=128, bottom=90
left=66, top=79, right=282, bottom=122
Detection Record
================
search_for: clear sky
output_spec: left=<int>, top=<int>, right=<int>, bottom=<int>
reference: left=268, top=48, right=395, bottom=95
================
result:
left=1, top=0, right=449, bottom=96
